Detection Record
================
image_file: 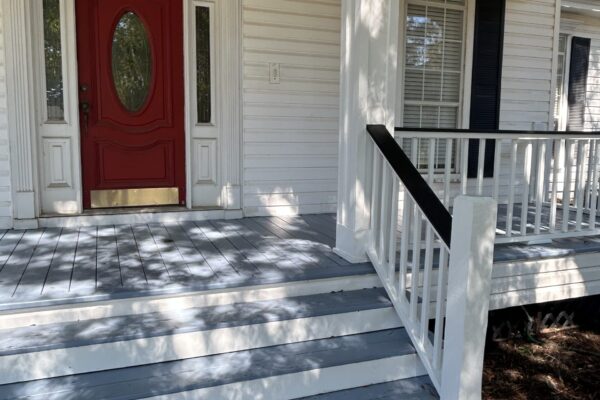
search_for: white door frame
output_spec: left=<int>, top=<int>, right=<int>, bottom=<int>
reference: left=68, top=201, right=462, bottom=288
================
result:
left=4, top=0, right=242, bottom=228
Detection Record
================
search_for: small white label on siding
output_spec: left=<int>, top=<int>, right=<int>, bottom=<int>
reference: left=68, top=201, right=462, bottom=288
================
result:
left=269, top=63, right=281, bottom=84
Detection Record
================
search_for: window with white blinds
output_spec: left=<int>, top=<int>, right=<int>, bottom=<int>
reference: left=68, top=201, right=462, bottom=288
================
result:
left=401, top=0, right=466, bottom=170
left=554, top=33, right=568, bottom=131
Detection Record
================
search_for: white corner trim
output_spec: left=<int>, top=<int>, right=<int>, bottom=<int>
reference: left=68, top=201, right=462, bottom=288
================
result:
left=4, top=0, right=39, bottom=221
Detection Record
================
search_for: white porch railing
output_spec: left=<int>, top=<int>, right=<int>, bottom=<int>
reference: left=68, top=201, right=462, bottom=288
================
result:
left=396, top=129, right=600, bottom=244
left=367, top=125, right=497, bottom=399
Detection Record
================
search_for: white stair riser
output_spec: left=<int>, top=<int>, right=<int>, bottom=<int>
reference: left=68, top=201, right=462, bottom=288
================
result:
left=0, top=308, right=401, bottom=385
left=0, top=274, right=380, bottom=330
left=142, top=354, right=427, bottom=400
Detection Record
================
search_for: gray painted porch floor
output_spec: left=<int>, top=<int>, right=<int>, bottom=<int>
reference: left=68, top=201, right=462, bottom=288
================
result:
left=1, top=211, right=600, bottom=312
left=0, top=214, right=375, bottom=312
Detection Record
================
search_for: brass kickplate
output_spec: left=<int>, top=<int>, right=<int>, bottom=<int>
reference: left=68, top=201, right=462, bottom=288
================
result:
left=91, top=188, right=179, bottom=208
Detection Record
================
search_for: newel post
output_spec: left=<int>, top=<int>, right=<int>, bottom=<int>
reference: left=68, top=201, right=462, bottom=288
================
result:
left=441, top=196, right=497, bottom=400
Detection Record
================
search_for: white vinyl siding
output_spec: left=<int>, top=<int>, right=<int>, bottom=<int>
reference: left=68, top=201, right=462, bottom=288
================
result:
left=242, top=0, right=340, bottom=216
left=500, top=0, right=558, bottom=130
left=0, top=3, right=11, bottom=228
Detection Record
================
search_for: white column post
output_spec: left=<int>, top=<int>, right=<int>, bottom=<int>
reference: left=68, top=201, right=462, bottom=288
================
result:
left=3, top=0, right=39, bottom=228
left=335, top=0, right=399, bottom=262
left=441, top=196, right=497, bottom=400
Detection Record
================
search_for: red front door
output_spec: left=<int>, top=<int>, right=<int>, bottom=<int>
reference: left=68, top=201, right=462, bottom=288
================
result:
left=76, top=0, right=185, bottom=209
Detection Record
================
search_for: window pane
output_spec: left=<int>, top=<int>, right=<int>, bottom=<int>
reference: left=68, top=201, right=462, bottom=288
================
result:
left=403, top=2, right=464, bottom=129
left=111, top=12, right=153, bottom=113
left=554, top=33, right=568, bottom=130
left=43, top=0, right=64, bottom=121
left=196, top=7, right=211, bottom=123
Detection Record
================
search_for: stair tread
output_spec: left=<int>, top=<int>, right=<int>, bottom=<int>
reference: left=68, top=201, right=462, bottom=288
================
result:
left=300, top=376, right=438, bottom=399
left=0, top=329, right=415, bottom=400
left=0, top=288, right=391, bottom=356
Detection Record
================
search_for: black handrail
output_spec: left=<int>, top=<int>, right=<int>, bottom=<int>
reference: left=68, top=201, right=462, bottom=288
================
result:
left=395, top=126, right=600, bottom=136
left=367, top=125, right=453, bottom=248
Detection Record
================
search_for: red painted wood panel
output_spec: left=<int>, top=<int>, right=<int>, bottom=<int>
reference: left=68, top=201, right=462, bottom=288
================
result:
left=76, top=0, right=185, bottom=208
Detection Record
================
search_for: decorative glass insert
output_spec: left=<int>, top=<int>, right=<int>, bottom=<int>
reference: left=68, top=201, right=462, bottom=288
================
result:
left=196, top=6, right=211, bottom=123
left=43, top=0, right=64, bottom=121
left=111, top=12, right=153, bottom=112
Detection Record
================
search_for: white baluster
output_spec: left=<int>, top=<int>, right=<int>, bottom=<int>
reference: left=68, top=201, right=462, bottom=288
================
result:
left=535, top=141, right=546, bottom=234
left=432, top=246, right=448, bottom=370
left=493, top=139, right=502, bottom=201
left=549, top=139, right=563, bottom=233
left=371, top=147, right=383, bottom=253
left=410, top=208, right=422, bottom=321
left=563, top=140, right=574, bottom=233
left=477, top=139, right=486, bottom=195
left=521, top=142, right=533, bottom=237
left=461, top=139, right=469, bottom=195
left=387, top=177, right=400, bottom=297
left=379, top=164, right=391, bottom=262
left=590, top=140, right=600, bottom=229
left=444, top=140, right=453, bottom=207
left=420, top=226, right=435, bottom=347
left=399, top=196, right=412, bottom=298
left=506, top=140, right=518, bottom=237
left=575, top=140, right=587, bottom=231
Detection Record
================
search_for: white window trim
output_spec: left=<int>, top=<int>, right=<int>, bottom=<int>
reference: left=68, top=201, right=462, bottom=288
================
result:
left=554, top=33, right=572, bottom=132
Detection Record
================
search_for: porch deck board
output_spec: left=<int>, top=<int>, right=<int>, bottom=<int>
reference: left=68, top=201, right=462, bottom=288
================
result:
left=0, top=215, right=380, bottom=311
left=69, top=226, right=98, bottom=296
left=0, top=230, right=25, bottom=270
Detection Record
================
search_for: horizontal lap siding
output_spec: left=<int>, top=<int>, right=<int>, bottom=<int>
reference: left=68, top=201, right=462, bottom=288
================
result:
left=0, top=4, right=11, bottom=229
left=500, top=0, right=557, bottom=130
left=242, top=0, right=341, bottom=217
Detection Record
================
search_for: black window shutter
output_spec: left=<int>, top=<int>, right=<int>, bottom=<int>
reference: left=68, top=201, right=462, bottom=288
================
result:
left=567, top=37, right=591, bottom=131
left=468, top=0, right=505, bottom=178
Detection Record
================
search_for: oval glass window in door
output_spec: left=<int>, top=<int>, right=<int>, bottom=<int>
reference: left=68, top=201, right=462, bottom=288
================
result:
left=111, top=11, right=152, bottom=112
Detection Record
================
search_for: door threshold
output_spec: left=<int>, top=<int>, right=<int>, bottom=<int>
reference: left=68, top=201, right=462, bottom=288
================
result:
left=38, top=207, right=243, bottom=228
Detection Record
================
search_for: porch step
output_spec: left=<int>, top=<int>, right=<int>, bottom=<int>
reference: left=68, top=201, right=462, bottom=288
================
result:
left=0, top=269, right=379, bottom=329
left=300, top=376, right=438, bottom=399
left=0, top=329, right=426, bottom=400
left=0, top=288, right=402, bottom=385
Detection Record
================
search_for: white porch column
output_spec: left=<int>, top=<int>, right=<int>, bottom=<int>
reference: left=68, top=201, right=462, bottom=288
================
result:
left=3, top=0, right=39, bottom=228
left=335, top=0, right=399, bottom=262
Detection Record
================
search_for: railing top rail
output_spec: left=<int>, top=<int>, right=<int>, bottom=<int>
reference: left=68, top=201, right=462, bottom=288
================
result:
left=367, top=124, right=453, bottom=248
left=395, top=127, right=600, bottom=140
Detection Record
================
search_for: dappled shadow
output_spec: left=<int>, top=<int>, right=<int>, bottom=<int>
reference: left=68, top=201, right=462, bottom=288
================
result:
left=0, top=214, right=374, bottom=312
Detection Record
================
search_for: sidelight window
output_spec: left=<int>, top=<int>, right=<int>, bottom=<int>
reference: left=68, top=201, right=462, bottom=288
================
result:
left=43, top=0, right=64, bottom=121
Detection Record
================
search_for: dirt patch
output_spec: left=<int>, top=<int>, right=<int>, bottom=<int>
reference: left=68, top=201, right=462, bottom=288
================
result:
left=483, top=324, right=600, bottom=399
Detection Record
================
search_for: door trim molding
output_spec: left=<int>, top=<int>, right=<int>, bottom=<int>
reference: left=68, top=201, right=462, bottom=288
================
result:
left=10, top=0, right=242, bottom=222
left=183, top=0, right=242, bottom=210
